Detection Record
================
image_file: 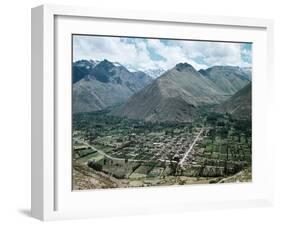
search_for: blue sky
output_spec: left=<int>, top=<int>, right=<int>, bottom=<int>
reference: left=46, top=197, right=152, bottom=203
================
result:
left=73, top=35, right=252, bottom=71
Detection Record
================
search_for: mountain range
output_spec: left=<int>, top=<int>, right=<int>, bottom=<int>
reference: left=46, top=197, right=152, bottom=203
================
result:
left=73, top=59, right=251, bottom=122
left=73, top=59, right=152, bottom=113
left=114, top=64, right=251, bottom=122
left=199, top=66, right=251, bottom=94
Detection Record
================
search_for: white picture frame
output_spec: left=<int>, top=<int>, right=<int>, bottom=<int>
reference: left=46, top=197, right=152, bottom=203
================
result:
left=31, top=4, right=274, bottom=221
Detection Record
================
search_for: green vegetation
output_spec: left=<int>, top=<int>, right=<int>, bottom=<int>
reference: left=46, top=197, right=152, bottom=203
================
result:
left=72, top=109, right=251, bottom=189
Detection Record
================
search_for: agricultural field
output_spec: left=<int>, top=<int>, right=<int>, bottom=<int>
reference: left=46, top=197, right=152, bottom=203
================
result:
left=72, top=110, right=252, bottom=190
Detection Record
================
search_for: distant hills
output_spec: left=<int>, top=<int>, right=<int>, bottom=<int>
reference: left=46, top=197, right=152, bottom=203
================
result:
left=115, top=63, right=251, bottom=122
left=216, top=83, right=251, bottom=119
left=73, top=59, right=152, bottom=113
left=144, top=68, right=166, bottom=78
left=124, top=65, right=166, bottom=78
left=73, top=59, right=251, bottom=122
left=199, top=66, right=251, bottom=94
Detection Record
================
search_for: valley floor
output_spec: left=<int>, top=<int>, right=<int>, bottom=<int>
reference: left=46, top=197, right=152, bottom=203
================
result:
left=72, top=110, right=252, bottom=190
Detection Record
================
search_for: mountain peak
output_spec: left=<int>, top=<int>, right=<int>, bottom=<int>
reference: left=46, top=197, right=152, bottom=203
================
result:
left=144, top=68, right=166, bottom=78
left=98, top=59, right=114, bottom=67
left=175, top=62, right=194, bottom=72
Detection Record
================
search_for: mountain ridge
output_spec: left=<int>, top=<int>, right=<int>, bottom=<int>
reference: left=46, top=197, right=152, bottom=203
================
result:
left=73, top=59, right=252, bottom=121
left=114, top=63, right=251, bottom=122
left=216, top=82, right=251, bottom=119
left=73, top=59, right=152, bottom=113
left=199, top=66, right=251, bottom=95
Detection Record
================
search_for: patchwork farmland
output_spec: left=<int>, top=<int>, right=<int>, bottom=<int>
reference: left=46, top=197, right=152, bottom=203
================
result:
left=72, top=110, right=251, bottom=190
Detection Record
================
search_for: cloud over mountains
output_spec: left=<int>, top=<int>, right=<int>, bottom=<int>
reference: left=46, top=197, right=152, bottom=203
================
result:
left=73, top=35, right=252, bottom=71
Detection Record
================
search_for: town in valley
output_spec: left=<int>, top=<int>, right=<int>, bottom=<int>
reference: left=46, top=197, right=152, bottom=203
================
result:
left=72, top=36, right=252, bottom=190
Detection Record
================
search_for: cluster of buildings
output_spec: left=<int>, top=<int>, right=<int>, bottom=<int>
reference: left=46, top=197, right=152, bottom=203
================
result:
left=90, top=127, right=202, bottom=164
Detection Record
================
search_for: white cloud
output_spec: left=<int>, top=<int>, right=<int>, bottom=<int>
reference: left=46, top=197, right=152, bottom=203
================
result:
left=74, top=36, right=136, bottom=63
left=146, top=39, right=210, bottom=70
left=73, top=35, right=251, bottom=71
left=177, top=41, right=248, bottom=68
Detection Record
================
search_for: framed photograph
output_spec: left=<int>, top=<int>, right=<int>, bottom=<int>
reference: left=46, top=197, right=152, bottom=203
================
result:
left=31, top=4, right=274, bottom=221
